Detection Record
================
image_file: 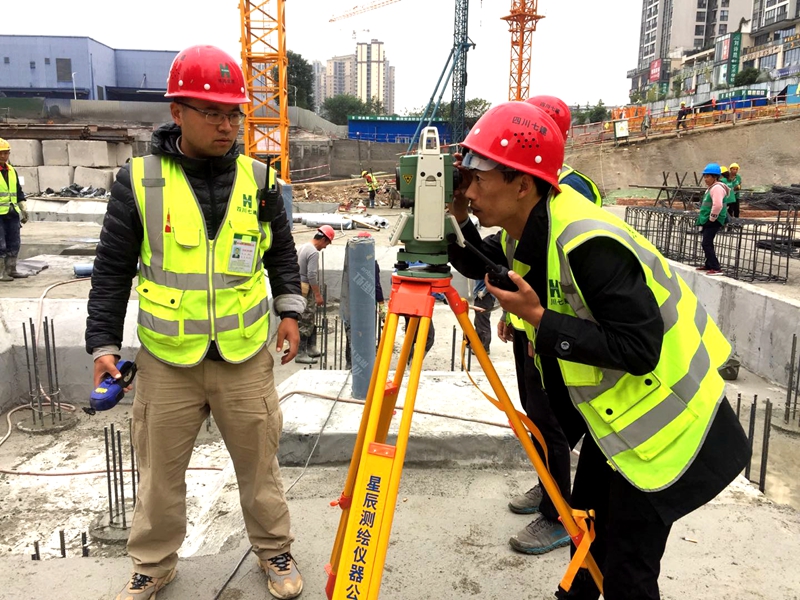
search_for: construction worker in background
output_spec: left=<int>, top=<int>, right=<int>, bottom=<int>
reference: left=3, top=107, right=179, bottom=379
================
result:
left=471, top=279, right=495, bottom=354
left=696, top=162, right=729, bottom=277
left=448, top=101, right=749, bottom=599
left=527, top=96, right=603, bottom=206
left=361, top=169, right=378, bottom=208
left=296, top=225, right=334, bottom=364
left=0, top=138, right=29, bottom=281
left=720, top=165, right=738, bottom=216
left=487, top=95, right=601, bottom=557
left=85, top=45, right=305, bottom=600
left=676, top=101, right=690, bottom=135
left=728, top=163, right=742, bottom=218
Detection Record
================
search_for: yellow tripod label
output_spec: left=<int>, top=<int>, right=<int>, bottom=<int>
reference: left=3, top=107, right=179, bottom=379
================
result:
left=333, top=443, right=395, bottom=600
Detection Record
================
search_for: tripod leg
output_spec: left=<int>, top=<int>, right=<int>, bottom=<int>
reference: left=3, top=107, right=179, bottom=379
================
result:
left=327, top=312, right=400, bottom=592
left=374, top=316, right=419, bottom=443
left=450, top=299, right=604, bottom=594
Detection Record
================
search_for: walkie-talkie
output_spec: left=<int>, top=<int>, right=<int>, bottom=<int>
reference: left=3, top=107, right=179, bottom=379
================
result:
left=257, top=156, right=280, bottom=223
left=447, top=234, right=518, bottom=292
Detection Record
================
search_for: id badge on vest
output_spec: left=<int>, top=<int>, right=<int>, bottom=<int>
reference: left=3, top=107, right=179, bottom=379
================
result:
left=228, top=233, right=258, bottom=274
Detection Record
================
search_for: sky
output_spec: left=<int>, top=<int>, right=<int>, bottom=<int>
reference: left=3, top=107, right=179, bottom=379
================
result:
left=4, top=0, right=642, bottom=113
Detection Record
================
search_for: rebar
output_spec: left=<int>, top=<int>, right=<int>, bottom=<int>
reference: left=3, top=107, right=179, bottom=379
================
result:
left=110, top=423, right=119, bottom=521
left=334, top=317, right=339, bottom=370
left=745, top=396, right=757, bottom=481
left=467, top=341, right=472, bottom=371
left=50, top=319, right=62, bottom=420
left=31, top=541, right=40, bottom=561
left=117, top=429, right=127, bottom=528
left=736, top=393, right=741, bottom=419
left=22, top=323, right=33, bottom=403
left=81, top=532, right=89, bottom=557
left=104, top=427, right=114, bottom=522
left=129, top=420, right=136, bottom=507
left=785, top=334, right=797, bottom=423
left=759, top=399, right=773, bottom=493
left=29, top=320, right=43, bottom=425
left=793, top=350, right=800, bottom=424
left=59, top=530, right=66, bottom=558
left=451, top=326, right=456, bottom=372
left=42, top=317, right=55, bottom=425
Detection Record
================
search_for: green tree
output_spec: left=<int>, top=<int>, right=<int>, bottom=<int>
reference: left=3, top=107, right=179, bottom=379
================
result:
left=322, top=94, right=368, bottom=125
left=629, top=89, right=645, bottom=104
left=588, top=100, right=608, bottom=123
left=271, top=50, right=314, bottom=110
left=733, top=67, right=760, bottom=87
left=366, top=96, right=385, bottom=116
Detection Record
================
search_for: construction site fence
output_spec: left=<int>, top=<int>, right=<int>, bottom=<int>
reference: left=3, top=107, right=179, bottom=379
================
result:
left=568, top=100, right=800, bottom=148
left=624, top=206, right=796, bottom=283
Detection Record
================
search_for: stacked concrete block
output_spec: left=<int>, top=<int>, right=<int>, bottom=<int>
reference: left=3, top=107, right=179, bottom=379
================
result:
left=67, top=141, right=113, bottom=168
left=37, top=166, right=75, bottom=191
left=42, top=140, right=70, bottom=166
left=114, top=143, right=133, bottom=166
left=74, top=166, right=114, bottom=191
left=9, top=139, right=43, bottom=167
left=14, top=167, right=40, bottom=195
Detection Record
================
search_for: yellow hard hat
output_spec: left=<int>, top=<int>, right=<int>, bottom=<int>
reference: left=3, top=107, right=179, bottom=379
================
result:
left=730, top=162, right=740, bottom=170
left=361, top=170, right=368, bottom=177
left=0, top=138, right=10, bottom=152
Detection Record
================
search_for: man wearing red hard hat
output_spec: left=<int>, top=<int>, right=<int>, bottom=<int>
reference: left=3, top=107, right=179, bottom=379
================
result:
left=86, top=45, right=305, bottom=599
left=295, top=225, right=335, bottom=364
left=447, top=101, right=749, bottom=599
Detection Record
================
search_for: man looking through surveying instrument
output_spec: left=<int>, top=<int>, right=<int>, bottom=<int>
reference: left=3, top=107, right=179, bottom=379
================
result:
left=447, top=101, right=750, bottom=600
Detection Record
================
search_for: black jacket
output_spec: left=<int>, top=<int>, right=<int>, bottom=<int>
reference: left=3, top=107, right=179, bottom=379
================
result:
left=85, top=123, right=302, bottom=356
left=448, top=199, right=749, bottom=522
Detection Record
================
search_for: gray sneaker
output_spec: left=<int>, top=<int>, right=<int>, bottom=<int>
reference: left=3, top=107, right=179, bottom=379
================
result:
left=508, top=483, right=543, bottom=514
left=509, top=514, right=571, bottom=555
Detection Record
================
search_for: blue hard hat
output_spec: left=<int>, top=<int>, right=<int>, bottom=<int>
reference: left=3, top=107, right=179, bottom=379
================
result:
left=702, top=163, right=722, bottom=176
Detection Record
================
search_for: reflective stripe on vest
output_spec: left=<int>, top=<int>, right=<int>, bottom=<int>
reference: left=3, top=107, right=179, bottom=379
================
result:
left=500, top=230, right=528, bottom=332
left=559, top=164, right=602, bottom=207
left=531, top=187, right=731, bottom=491
left=131, top=154, right=274, bottom=366
left=0, top=165, right=18, bottom=215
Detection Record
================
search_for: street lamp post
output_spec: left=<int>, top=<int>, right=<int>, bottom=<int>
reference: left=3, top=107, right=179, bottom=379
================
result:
left=288, top=84, right=297, bottom=107
left=71, top=72, right=77, bottom=100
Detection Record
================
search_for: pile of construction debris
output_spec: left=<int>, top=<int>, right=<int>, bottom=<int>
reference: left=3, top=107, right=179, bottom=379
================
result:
left=293, top=177, right=400, bottom=209
left=36, top=184, right=110, bottom=199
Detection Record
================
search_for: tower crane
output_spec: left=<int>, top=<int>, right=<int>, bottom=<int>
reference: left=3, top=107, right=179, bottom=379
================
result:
left=239, top=0, right=290, bottom=181
left=329, top=0, right=403, bottom=22
left=503, top=0, right=544, bottom=101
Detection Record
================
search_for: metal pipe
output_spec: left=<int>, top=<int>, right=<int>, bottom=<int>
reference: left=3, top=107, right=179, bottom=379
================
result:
left=467, top=341, right=472, bottom=371
left=117, top=429, right=127, bottom=528
left=759, top=399, right=773, bottom=493
left=745, top=396, right=757, bottom=481
left=793, top=351, right=800, bottom=423
left=59, top=530, right=66, bottom=558
left=51, top=319, right=62, bottom=420
left=32, top=540, right=40, bottom=561
left=110, top=423, right=119, bottom=521
left=334, top=317, right=339, bottom=370
left=785, top=334, right=797, bottom=423
left=104, top=427, right=114, bottom=522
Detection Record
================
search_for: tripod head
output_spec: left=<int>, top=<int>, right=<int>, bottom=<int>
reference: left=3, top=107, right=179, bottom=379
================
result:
left=389, top=127, right=465, bottom=278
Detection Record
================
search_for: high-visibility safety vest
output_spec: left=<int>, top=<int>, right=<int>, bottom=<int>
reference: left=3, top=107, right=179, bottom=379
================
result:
left=0, top=164, right=19, bottom=216
left=500, top=230, right=528, bottom=331
left=559, top=163, right=602, bottom=207
left=364, top=173, right=378, bottom=191
left=696, top=181, right=729, bottom=226
left=518, top=187, right=731, bottom=491
left=131, top=154, right=274, bottom=367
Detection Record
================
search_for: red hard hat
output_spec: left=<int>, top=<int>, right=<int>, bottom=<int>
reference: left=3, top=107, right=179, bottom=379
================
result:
left=356, top=231, right=372, bottom=238
left=526, top=95, right=571, bottom=140
left=165, top=45, right=249, bottom=104
left=318, top=225, right=335, bottom=242
left=461, top=102, right=564, bottom=189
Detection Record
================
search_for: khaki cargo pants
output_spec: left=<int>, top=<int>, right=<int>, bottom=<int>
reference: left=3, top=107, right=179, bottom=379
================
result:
left=128, top=346, right=292, bottom=577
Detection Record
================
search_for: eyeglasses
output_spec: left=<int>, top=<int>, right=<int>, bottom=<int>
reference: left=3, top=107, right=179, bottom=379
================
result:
left=176, top=102, right=245, bottom=126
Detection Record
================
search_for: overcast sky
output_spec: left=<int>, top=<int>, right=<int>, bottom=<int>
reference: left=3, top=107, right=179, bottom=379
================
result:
left=5, top=0, right=641, bottom=113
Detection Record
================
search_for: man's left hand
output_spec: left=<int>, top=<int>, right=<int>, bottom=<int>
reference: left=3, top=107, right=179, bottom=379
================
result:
left=485, top=271, right=545, bottom=328
left=276, top=318, right=300, bottom=365
left=18, top=202, right=28, bottom=224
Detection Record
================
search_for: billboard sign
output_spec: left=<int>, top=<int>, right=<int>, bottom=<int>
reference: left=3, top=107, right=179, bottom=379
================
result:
left=649, top=59, right=662, bottom=83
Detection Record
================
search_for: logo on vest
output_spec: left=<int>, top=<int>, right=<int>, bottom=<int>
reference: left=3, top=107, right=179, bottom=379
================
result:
left=548, top=279, right=565, bottom=306
left=237, top=194, right=256, bottom=215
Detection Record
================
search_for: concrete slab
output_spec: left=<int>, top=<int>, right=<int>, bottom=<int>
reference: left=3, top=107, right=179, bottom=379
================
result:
left=67, top=141, right=113, bottom=168
left=74, top=166, right=114, bottom=191
left=41, top=140, right=69, bottom=166
left=113, top=142, right=133, bottom=166
left=37, top=166, right=74, bottom=191
left=14, top=167, right=40, bottom=195
left=8, top=139, right=42, bottom=167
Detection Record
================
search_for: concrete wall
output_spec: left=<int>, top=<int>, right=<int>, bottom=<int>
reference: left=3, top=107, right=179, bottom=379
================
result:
left=69, top=99, right=172, bottom=124
left=565, top=117, right=800, bottom=192
left=289, top=140, right=332, bottom=181
left=330, top=139, right=407, bottom=177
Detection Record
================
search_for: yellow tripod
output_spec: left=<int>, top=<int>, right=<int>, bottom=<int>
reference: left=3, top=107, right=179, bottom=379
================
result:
left=325, top=273, right=603, bottom=599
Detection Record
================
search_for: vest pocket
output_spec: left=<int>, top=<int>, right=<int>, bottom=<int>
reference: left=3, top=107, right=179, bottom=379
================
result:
left=136, top=282, right=185, bottom=346
left=558, top=360, right=603, bottom=387
left=589, top=371, right=662, bottom=425
left=173, top=225, right=202, bottom=249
